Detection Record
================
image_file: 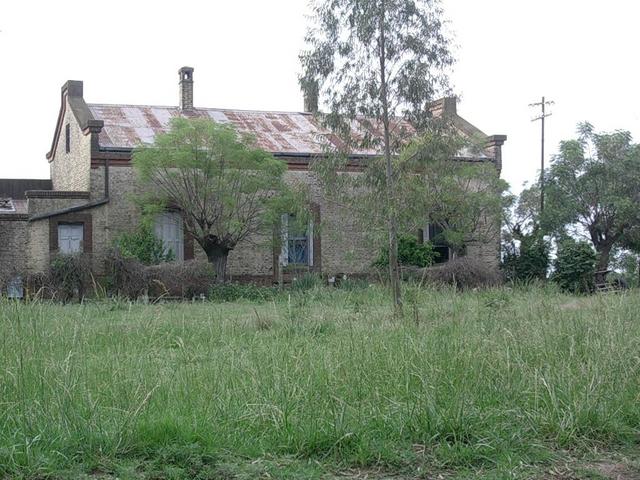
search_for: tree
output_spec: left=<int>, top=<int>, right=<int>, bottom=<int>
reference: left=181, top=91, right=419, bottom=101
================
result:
left=544, top=123, right=640, bottom=284
left=402, top=128, right=509, bottom=257
left=133, top=118, right=293, bottom=282
left=300, top=0, right=454, bottom=313
left=502, top=184, right=550, bottom=283
left=620, top=226, right=640, bottom=287
left=553, top=237, right=596, bottom=294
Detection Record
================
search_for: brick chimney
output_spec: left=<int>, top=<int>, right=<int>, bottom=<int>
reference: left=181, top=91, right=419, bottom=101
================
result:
left=302, top=79, right=319, bottom=114
left=428, top=97, right=457, bottom=118
left=179, top=66, right=194, bottom=110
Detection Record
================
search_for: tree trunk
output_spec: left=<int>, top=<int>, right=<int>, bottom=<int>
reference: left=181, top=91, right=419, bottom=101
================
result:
left=378, top=0, right=402, bottom=317
left=594, top=243, right=612, bottom=286
left=204, top=243, right=231, bottom=284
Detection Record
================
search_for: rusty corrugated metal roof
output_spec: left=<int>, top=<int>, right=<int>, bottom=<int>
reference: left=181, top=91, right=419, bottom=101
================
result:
left=87, top=104, right=417, bottom=156
left=87, top=103, right=491, bottom=160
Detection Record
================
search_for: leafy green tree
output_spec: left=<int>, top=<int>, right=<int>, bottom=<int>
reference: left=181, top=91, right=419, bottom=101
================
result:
left=544, top=123, right=640, bottom=284
left=553, top=238, right=596, bottom=294
left=402, top=129, right=509, bottom=257
left=620, top=226, right=640, bottom=287
left=502, top=184, right=549, bottom=282
left=133, top=118, right=294, bottom=282
left=300, top=0, right=454, bottom=313
left=502, top=230, right=550, bottom=283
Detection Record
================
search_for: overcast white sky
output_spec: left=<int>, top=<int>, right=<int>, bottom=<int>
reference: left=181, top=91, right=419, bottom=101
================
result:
left=1, top=0, right=638, bottom=193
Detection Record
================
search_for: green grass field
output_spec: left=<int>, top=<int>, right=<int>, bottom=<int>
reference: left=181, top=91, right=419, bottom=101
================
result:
left=1, top=286, right=639, bottom=479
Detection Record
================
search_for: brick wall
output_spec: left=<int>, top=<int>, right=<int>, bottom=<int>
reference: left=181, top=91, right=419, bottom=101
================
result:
left=0, top=219, right=28, bottom=284
left=82, top=161, right=500, bottom=281
left=49, top=96, right=92, bottom=191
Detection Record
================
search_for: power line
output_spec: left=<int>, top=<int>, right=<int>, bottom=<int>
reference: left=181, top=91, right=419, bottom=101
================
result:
left=529, top=96, right=554, bottom=213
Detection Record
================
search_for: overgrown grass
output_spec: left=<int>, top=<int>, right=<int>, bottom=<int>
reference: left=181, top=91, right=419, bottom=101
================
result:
left=1, top=285, right=639, bottom=479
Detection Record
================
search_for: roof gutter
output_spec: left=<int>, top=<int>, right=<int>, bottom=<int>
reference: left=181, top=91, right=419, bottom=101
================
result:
left=29, top=198, right=109, bottom=222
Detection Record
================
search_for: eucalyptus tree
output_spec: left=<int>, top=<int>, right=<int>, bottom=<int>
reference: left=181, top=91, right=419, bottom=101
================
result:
left=300, top=0, right=454, bottom=312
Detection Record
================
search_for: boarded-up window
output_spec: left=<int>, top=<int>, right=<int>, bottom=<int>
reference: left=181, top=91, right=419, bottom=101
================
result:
left=154, top=212, right=184, bottom=262
left=58, top=223, right=84, bottom=254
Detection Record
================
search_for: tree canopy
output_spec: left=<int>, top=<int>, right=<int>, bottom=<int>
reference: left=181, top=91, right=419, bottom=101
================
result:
left=133, top=118, right=294, bottom=282
left=300, top=0, right=455, bottom=312
left=543, top=123, right=640, bottom=281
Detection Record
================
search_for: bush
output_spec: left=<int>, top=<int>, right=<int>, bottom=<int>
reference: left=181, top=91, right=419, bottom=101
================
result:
left=115, top=224, right=173, bottom=265
left=146, top=261, right=215, bottom=299
left=553, top=238, right=596, bottom=294
left=104, top=249, right=147, bottom=299
left=374, top=235, right=436, bottom=269
left=424, top=256, right=502, bottom=290
left=502, top=231, right=550, bottom=283
left=45, top=254, right=93, bottom=302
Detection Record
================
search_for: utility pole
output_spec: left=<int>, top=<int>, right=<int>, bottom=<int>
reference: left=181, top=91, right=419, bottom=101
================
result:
left=529, top=97, right=554, bottom=213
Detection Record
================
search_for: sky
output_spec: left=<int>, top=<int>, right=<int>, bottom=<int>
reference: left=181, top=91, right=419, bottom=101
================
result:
left=0, top=0, right=638, bottom=194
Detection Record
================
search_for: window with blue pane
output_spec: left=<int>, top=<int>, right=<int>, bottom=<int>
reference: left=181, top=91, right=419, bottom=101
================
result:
left=287, top=214, right=310, bottom=265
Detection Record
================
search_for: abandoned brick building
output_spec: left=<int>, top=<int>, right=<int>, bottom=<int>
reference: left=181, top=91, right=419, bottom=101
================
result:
left=0, top=67, right=506, bottom=293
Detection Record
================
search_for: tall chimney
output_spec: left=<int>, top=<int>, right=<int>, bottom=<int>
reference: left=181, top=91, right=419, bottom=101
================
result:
left=179, top=66, right=194, bottom=110
left=302, top=79, right=319, bottom=114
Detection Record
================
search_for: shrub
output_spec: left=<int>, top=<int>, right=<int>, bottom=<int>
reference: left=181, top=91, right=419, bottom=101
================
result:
left=115, top=224, right=173, bottom=265
left=104, top=249, right=147, bottom=299
left=553, top=238, right=596, bottom=294
left=425, top=256, right=502, bottom=290
left=502, top=231, right=550, bottom=283
left=48, top=254, right=93, bottom=302
left=374, top=235, right=436, bottom=269
left=146, top=261, right=215, bottom=299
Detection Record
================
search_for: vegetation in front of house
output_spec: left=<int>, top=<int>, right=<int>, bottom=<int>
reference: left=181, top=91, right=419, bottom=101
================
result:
left=374, top=234, right=437, bottom=269
left=115, top=224, right=174, bottom=265
left=1, top=286, right=639, bottom=479
left=300, top=0, right=455, bottom=311
left=133, top=118, right=302, bottom=283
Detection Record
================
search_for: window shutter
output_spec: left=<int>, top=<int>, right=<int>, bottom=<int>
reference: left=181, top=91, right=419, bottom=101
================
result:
left=280, top=214, right=289, bottom=266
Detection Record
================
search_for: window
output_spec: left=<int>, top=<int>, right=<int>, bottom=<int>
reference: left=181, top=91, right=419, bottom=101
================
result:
left=280, top=214, right=313, bottom=267
left=58, top=223, right=84, bottom=254
left=65, top=124, right=71, bottom=153
left=154, top=212, right=184, bottom=262
left=424, top=223, right=450, bottom=264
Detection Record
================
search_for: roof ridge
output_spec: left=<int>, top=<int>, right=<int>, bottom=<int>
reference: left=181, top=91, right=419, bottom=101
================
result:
left=87, top=102, right=312, bottom=116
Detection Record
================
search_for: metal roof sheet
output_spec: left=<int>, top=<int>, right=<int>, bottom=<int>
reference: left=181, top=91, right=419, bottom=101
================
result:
left=89, top=104, right=341, bottom=155
left=87, top=104, right=489, bottom=159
